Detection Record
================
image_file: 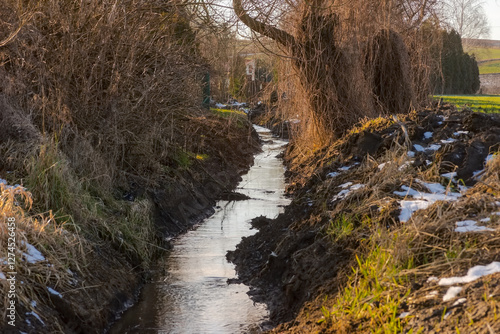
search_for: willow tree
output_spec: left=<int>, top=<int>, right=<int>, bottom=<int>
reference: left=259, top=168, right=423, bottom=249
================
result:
left=233, top=0, right=435, bottom=137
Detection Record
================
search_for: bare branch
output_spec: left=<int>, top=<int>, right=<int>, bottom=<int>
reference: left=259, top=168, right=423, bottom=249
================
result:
left=233, top=0, right=295, bottom=47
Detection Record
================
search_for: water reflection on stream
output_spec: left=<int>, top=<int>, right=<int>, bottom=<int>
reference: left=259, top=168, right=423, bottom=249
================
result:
left=109, top=126, right=289, bottom=334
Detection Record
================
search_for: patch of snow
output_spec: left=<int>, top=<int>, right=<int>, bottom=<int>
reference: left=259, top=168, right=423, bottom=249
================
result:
left=215, top=103, right=226, bottom=108
left=407, top=151, right=416, bottom=158
left=415, top=179, right=446, bottom=194
left=439, top=262, right=500, bottom=286
left=426, top=160, right=432, bottom=166
left=21, top=241, right=45, bottom=263
left=395, top=185, right=461, bottom=222
left=394, top=185, right=461, bottom=202
left=398, top=312, right=410, bottom=319
left=327, top=172, right=340, bottom=178
left=437, top=121, right=443, bottom=125
left=0, top=178, right=26, bottom=191
left=31, top=300, right=36, bottom=308
left=350, top=184, right=365, bottom=191
left=427, top=276, right=439, bottom=283
left=26, top=311, right=45, bottom=325
left=338, top=165, right=352, bottom=171
left=423, top=132, right=433, bottom=139
left=486, top=154, right=496, bottom=164
left=453, top=298, right=467, bottom=306
left=443, top=286, right=462, bottom=301
left=426, top=290, right=439, bottom=298
left=458, top=185, right=469, bottom=192
left=441, top=172, right=457, bottom=180
left=0, top=272, right=6, bottom=280
left=444, top=311, right=452, bottom=319
left=455, top=220, right=494, bottom=233
left=399, top=200, right=431, bottom=222
left=398, top=161, right=414, bottom=171
left=427, top=144, right=442, bottom=151
left=333, top=189, right=350, bottom=201
left=332, top=184, right=365, bottom=201
left=453, top=131, right=469, bottom=136
left=413, top=144, right=425, bottom=152
left=48, top=287, right=63, bottom=298
left=441, top=138, right=456, bottom=144
left=378, top=162, right=387, bottom=170
left=472, top=170, right=484, bottom=179
left=480, top=217, right=491, bottom=223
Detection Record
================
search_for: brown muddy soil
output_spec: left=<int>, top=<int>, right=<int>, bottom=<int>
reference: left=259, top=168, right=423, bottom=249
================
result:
left=228, top=104, right=500, bottom=333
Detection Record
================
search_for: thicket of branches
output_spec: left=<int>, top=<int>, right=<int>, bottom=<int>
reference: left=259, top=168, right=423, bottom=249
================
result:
left=234, top=0, right=441, bottom=144
left=0, top=0, right=206, bottom=189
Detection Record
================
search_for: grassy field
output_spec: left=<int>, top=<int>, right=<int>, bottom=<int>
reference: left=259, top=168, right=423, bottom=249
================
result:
left=464, top=46, right=500, bottom=74
left=434, top=95, right=500, bottom=113
left=479, top=59, right=500, bottom=74
left=465, top=47, right=500, bottom=61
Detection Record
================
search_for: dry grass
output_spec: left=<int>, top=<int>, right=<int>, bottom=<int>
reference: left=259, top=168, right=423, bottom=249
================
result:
left=305, top=125, right=500, bottom=332
left=1, top=0, right=206, bottom=185
left=0, top=184, right=83, bottom=329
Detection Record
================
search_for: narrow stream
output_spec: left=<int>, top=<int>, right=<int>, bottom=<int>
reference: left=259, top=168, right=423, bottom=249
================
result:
left=109, top=126, right=289, bottom=334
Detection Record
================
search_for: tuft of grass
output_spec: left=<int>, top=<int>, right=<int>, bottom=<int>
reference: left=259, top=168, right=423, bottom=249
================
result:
left=327, top=214, right=355, bottom=241
left=321, top=240, right=414, bottom=333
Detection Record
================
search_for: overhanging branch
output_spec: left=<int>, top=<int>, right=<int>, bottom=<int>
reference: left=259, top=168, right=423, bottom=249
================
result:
left=233, top=0, right=295, bottom=47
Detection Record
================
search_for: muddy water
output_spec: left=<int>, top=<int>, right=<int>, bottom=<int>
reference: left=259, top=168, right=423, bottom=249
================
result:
left=109, top=126, right=289, bottom=334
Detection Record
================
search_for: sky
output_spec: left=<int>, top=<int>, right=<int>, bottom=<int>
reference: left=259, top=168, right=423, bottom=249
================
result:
left=484, top=0, right=500, bottom=40
left=220, top=0, right=500, bottom=40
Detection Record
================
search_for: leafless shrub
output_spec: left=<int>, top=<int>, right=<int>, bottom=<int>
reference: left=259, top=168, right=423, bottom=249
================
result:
left=0, top=0, right=206, bottom=184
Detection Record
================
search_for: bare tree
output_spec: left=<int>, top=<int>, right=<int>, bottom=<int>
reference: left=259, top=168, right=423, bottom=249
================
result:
left=233, top=0, right=434, bottom=138
left=439, top=0, right=490, bottom=39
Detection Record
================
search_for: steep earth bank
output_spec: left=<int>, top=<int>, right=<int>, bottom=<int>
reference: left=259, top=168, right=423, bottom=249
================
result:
left=0, top=103, right=260, bottom=334
left=229, top=104, right=500, bottom=333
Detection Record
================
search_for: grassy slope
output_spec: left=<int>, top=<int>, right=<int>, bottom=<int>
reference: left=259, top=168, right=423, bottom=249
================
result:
left=465, top=46, right=500, bottom=74
left=434, top=95, right=500, bottom=113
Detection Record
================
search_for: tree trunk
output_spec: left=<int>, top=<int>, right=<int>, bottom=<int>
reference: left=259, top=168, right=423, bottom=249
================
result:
left=233, top=0, right=414, bottom=137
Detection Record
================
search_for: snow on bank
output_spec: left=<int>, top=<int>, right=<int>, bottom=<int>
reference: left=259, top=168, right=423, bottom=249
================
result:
left=21, top=241, right=46, bottom=263
left=0, top=178, right=26, bottom=191
left=332, top=183, right=365, bottom=201
left=454, top=220, right=494, bottom=233
left=443, top=286, right=463, bottom=302
left=439, top=262, right=500, bottom=286
left=436, top=262, right=500, bottom=302
left=48, top=287, right=63, bottom=298
left=394, top=183, right=461, bottom=222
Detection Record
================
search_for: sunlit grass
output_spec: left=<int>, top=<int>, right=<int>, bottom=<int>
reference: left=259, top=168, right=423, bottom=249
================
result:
left=434, top=95, right=500, bottom=113
left=210, top=108, right=246, bottom=116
